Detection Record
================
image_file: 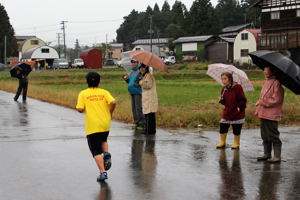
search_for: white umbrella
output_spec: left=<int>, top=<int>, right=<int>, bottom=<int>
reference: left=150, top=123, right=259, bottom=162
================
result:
left=119, top=51, right=133, bottom=74
left=207, top=63, right=254, bottom=92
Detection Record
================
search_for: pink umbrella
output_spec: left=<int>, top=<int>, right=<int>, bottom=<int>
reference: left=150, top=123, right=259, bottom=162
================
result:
left=128, top=50, right=168, bottom=72
left=207, top=63, right=254, bottom=92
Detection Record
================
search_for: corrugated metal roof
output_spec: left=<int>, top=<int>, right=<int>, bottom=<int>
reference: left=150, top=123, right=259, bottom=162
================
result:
left=221, top=24, right=252, bottom=33
left=220, top=37, right=235, bottom=43
left=132, top=38, right=170, bottom=45
left=173, top=35, right=213, bottom=44
left=110, top=43, right=123, bottom=48
left=22, top=46, right=58, bottom=59
left=15, top=36, right=36, bottom=41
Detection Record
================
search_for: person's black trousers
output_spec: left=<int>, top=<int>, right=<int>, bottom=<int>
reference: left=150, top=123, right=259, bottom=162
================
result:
left=14, top=78, right=28, bottom=101
left=145, top=112, right=156, bottom=134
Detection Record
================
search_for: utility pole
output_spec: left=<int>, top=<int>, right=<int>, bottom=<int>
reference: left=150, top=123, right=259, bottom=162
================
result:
left=57, top=33, right=61, bottom=58
left=4, top=36, right=7, bottom=65
left=149, top=15, right=153, bottom=53
left=157, top=30, right=160, bottom=57
left=61, top=21, right=68, bottom=59
left=106, top=34, right=108, bottom=59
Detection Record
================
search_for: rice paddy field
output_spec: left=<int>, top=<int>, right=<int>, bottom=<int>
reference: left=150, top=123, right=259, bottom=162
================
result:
left=1, top=66, right=299, bottom=129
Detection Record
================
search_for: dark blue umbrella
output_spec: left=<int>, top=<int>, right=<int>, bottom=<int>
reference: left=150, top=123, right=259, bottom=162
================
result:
left=249, top=50, right=300, bottom=95
left=10, top=63, right=32, bottom=78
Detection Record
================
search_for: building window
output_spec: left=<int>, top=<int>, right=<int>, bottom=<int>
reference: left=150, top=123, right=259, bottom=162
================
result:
left=241, top=33, right=248, bottom=40
left=41, top=48, right=49, bottom=53
left=240, top=49, right=249, bottom=57
left=31, top=40, right=39, bottom=45
left=271, top=11, right=280, bottom=20
left=297, top=9, right=300, bottom=17
left=182, top=43, right=197, bottom=52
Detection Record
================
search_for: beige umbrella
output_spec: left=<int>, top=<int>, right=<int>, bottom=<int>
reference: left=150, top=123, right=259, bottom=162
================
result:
left=128, top=50, right=168, bottom=72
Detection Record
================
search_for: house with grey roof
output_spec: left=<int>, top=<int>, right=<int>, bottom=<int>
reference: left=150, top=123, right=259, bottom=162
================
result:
left=173, top=35, right=214, bottom=61
left=110, top=43, right=123, bottom=60
left=132, top=38, right=171, bottom=58
left=219, top=23, right=253, bottom=38
left=206, top=37, right=235, bottom=63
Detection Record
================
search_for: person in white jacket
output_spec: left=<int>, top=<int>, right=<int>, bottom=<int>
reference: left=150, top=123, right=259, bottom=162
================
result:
left=138, top=64, right=158, bottom=134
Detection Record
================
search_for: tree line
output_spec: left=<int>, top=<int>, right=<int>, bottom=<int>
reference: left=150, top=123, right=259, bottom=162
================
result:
left=0, top=3, right=18, bottom=63
left=116, top=0, right=259, bottom=50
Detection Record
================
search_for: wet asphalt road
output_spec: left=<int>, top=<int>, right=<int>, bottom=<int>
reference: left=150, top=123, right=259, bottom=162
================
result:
left=0, top=91, right=300, bottom=200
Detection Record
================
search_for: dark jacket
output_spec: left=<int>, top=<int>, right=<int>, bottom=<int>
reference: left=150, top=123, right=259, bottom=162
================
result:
left=220, top=83, right=247, bottom=121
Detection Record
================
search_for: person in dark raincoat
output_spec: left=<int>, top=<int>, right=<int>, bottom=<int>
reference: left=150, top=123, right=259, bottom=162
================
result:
left=14, top=67, right=28, bottom=102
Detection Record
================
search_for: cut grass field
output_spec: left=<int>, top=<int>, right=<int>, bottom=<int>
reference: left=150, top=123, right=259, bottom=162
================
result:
left=1, top=67, right=300, bottom=129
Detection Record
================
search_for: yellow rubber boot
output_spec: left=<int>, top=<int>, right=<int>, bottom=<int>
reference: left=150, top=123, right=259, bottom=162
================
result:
left=216, top=133, right=227, bottom=149
left=231, top=135, right=240, bottom=149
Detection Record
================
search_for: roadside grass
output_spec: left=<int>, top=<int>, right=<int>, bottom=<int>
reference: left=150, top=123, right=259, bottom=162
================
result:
left=0, top=68, right=299, bottom=129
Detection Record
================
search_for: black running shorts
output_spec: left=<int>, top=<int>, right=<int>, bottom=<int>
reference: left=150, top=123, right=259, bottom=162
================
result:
left=86, top=132, right=109, bottom=157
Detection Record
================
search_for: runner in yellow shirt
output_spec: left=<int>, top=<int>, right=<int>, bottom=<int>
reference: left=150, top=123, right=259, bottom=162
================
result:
left=76, top=72, right=117, bottom=182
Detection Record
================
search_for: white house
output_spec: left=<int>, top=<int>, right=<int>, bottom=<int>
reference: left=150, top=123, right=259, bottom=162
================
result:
left=21, top=45, right=59, bottom=66
left=233, top=29, right=261, bottom=64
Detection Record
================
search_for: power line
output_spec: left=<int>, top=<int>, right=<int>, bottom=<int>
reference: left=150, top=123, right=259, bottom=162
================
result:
left=17, top=28, right=60, bottom=34
left=16, top=24, right=59, bottom=31
left=68, top=19, right=123, bottom=23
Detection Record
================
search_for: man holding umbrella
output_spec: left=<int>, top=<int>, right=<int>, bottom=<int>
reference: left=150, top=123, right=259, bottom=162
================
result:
left=12, top=64, right=30, bottom=102
left=123, top=59, right=145, bottom=131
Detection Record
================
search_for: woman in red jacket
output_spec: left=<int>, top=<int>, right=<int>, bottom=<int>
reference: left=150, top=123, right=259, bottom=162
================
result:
left=216, top=72, right=247, bottom=149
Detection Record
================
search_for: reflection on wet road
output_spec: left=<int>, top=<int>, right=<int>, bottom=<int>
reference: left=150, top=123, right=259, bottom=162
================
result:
left=0, top=91, right=300, bottom=200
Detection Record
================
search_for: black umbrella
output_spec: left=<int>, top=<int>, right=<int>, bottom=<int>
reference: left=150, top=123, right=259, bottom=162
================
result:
left=10, top=63, right=32, bottom=78
left=249, top=50, right=300, bottom=95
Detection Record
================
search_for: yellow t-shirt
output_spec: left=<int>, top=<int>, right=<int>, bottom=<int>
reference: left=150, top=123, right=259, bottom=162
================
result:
left=76, top=88, right=115, bottom=135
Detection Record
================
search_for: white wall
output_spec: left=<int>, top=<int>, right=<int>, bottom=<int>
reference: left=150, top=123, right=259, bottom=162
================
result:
left=182, top=43, right=197, bottom=52
left=234, top=30, right=257, bottom=64
left=31, top=46, right=59, bottom=59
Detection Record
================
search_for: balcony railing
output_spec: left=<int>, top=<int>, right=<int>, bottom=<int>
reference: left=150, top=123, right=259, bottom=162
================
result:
left=258, top=30, right=300, bottom=50
left=260, top=0, right=300, bottom=8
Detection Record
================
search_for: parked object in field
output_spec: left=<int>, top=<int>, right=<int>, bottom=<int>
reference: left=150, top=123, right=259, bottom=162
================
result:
left=164, top=56, right=176, bottom=65
left=52, top=59, right=69, bottom=69
left=105, top=59, right=117, bottom=66
left=72, top=58, right=84, bottom=68
left=80, top=49, right=103, bottom=69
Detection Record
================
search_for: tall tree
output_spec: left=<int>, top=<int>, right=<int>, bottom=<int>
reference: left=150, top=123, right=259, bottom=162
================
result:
left=116, top=9, right=140, bottom=48
left=241, top=0, right=261, bottom=27
left=160, top=1, right=172, bottom=37
left=170, top=1, right=187, bottom=26
left=162, top=0, right=171, bottom=13
left=74, top=39, right=81, bottom=58
left=0, top=3, right=17, bottom=63
left=215, top=0, right=246, bottom=29
left=185, top=0, right=219, bottom=35
left=153, top=3, right=160, bottom=13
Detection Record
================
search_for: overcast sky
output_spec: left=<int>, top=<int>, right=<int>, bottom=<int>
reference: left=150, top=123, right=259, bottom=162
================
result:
left=1, top=0, right=218, bottom=47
